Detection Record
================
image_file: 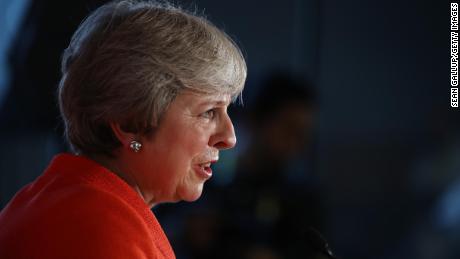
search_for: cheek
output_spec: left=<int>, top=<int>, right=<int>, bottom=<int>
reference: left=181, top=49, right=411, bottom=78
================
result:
left=177, top=128, right=211, bottom=155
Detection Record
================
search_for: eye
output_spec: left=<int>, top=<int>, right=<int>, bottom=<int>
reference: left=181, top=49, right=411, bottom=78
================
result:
left=201, top=109, right=216, bottom=119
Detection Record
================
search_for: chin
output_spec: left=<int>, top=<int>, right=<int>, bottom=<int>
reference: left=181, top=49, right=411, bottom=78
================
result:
left=179, top=184, right=204, bottom=202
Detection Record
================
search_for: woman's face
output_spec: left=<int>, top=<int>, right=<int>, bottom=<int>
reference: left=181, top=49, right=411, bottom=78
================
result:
left=128, top=90, right=236, bottom=204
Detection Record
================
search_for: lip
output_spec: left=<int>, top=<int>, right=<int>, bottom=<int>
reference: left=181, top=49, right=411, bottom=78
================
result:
left=194, top=160, right=217, bottom=180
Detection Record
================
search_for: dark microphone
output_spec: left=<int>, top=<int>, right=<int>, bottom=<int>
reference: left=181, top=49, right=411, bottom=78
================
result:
left=305, top=227, right=337, bottom=259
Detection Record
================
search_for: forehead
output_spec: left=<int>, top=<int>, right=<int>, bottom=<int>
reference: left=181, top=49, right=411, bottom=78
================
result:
left=176, top=90, right=232, bottom=107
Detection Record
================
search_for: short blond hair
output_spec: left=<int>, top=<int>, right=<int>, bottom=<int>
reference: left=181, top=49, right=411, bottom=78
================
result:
left=58, top=0, right=247, bottom=156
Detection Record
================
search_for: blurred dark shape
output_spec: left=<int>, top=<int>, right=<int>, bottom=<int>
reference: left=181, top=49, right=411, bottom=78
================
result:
left=181, top=205, right=221, bottom=258
left=244, top=72, right=316, bottom=167
left=244, top=244, right=282, bottom=259
left=306, top=227, right=336, bottom=259
left=0, top=0, right=108, bottom=208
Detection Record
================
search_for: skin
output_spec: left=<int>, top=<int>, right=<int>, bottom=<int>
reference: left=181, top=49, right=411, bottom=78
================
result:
left=95, top=90, right=236, bottom=208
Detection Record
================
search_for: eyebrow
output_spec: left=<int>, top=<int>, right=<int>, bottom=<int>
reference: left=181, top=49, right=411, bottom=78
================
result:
left=201, top=100, right=229, bottom=106
left=198, top=96, right=231, bottom=107
left=182, top=90, right=232, bottom=107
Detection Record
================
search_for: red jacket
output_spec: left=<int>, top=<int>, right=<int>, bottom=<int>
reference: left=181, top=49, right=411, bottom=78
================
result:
left=0, top=153, right=175, bottom=259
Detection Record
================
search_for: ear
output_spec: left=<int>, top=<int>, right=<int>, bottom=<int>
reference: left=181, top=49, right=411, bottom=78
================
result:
left=110, top=122, right=137, bottom=148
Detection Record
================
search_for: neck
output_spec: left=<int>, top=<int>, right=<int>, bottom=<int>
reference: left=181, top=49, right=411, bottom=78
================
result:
left=83, top=153, right=156, bottom=208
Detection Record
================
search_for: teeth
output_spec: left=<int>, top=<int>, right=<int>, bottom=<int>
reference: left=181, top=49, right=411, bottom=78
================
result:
left=200, top=162, right=211, bottom=168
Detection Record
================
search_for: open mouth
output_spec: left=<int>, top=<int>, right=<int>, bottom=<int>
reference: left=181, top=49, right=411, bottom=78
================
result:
left=201, top=163, right=212, bottom=174
left=195, top=160, right=217, bottom=179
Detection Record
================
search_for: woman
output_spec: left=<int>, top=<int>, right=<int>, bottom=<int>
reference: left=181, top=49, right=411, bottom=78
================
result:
left=0, top=0, right=246, bottom=258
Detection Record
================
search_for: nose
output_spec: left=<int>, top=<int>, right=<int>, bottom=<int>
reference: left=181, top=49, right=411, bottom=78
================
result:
left=210, top=113, right=237, bottom=150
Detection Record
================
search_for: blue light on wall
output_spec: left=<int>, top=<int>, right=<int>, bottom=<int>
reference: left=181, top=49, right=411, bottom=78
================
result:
left=0, top=0, right=30, bottom=106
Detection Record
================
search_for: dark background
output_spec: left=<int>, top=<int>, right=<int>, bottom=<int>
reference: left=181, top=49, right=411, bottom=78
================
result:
left=0, top=0, right=456, bottom=258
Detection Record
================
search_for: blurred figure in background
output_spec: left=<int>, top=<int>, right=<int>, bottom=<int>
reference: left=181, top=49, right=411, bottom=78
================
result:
left=220, top=72, right=322, bottom=259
